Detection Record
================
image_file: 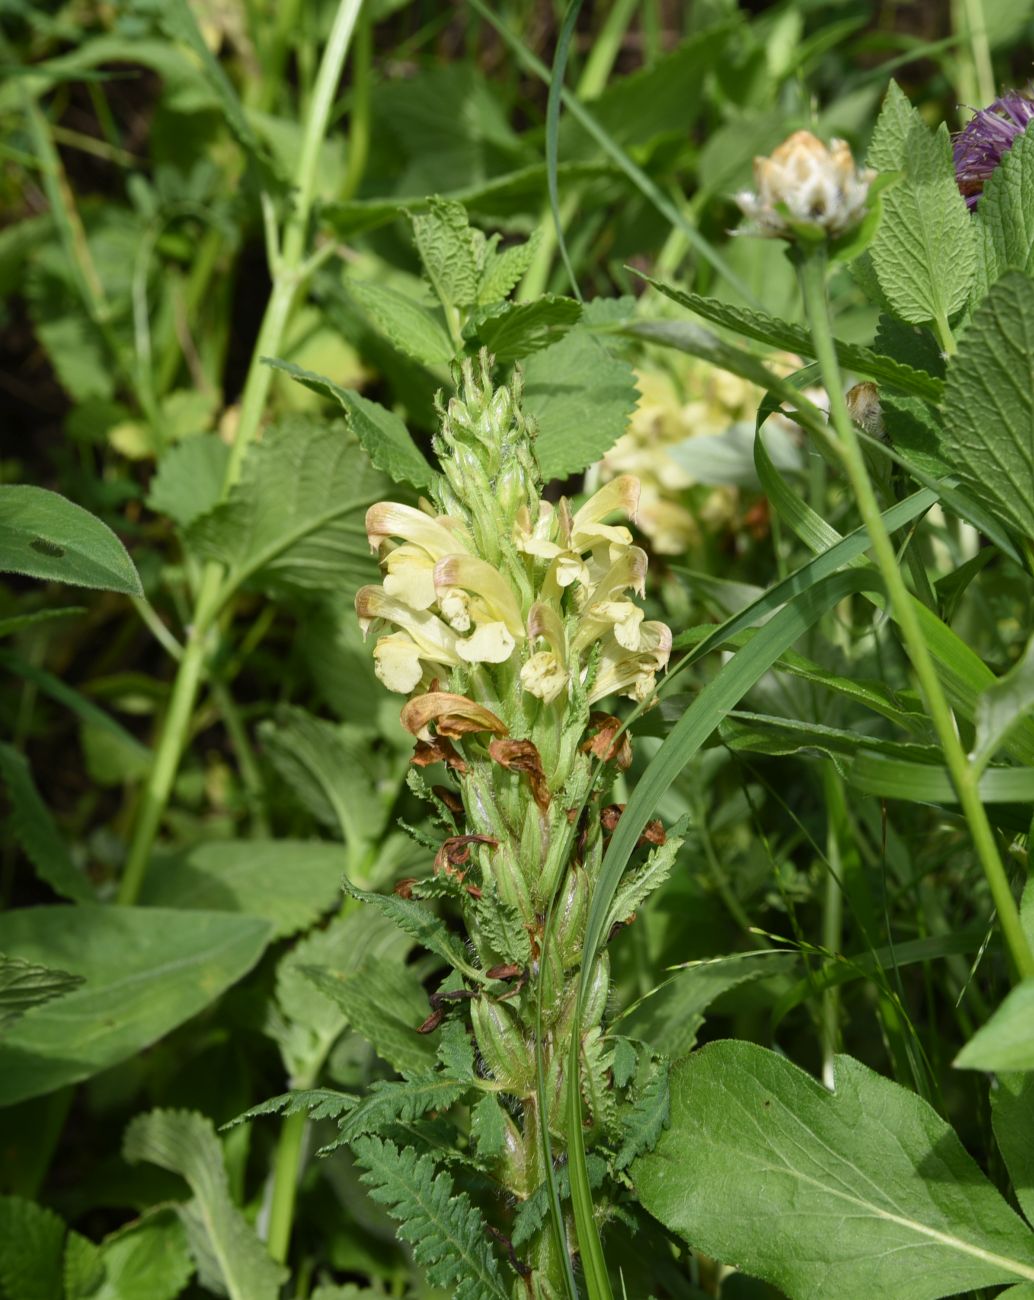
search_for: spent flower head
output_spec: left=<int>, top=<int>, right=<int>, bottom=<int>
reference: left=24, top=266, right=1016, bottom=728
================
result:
left=736, top=130, right=875, bottom=242
left=953, top=89, right=1034, bottom=209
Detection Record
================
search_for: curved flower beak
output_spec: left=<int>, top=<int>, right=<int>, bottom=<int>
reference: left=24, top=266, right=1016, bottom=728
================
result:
left=588, top=621, right=672, bottom=704
left=569, top=475, right=640, bottom=551
left=366, top=502, right=470, bottom=557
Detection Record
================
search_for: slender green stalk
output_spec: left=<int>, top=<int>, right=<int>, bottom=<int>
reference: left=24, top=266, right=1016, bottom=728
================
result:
left=340, top=0, right=372, bottom=202
left=266, top=1109, right=307, bottom=1264
left=951, top=0, right=995, bottom=116
left=796, top=249, right=1034, bottom=980
left=118, top=0, right=365, bottom=905
left=821, top=765, right=845, bottom=1088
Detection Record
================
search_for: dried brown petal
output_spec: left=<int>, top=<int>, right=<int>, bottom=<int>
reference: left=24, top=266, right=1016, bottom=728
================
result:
left=411, top=736, right=468, bottom=774
left=401, top=691, right=508, bottom=739
left=488, top=737, right=551, bottom=811
left=580, top=712, right=633, bottom=770
left=417, top=1008, right=444, bottom=1034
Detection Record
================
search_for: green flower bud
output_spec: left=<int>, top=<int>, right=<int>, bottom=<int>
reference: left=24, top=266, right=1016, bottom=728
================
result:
left=472, top=997, right=535, bottom=1096
left=555, top=867, right=589, bottom=971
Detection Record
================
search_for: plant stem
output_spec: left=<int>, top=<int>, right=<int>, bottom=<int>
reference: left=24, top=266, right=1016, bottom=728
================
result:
left=266, top=1109, right=307, bottom=1264
left=821, top=765, right=845, bottom=1088
left=118, top=0, right=365, bottom=906
left=796, top=248, right=1034, bottom=980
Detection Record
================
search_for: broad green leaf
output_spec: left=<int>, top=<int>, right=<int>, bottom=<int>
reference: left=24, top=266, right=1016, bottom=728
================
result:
left=992, top=1073, right=1034, bottom=1228
left=956, top=984, right=1034, bottom=1071
left=410, top=198, right=482, bottom=311
left=140, top=840, right=349, bottom=939
left=0, top=1195, right=65, bottom=1300
left=467, top=295, right=582, bottom=362
left=348, top=279, right=454, bottom=368
left=868, top=82, right=976, bottom=327
left=123, top=1110, right=285, bottom=1300
left=88, top=1212, right=193, bottom=1300
left=642, top=276, right=944, bottom=401
left=63, top=1230, right=105, bottom=1299
left=0, top=954, right=82, bottom=1035
left=635, top=1040, right=1034, bottom=1298
left=0, top=743, right=94, bottom=902
left=974, top=634, right=1034, bottom=771
left=850, top=751, right=1034, bottom=804
left=187, top=417, right=385, bottom=600
left=523, top=326, right=638, bottom=482
left=146, top=437, right=230, bottom=529
left=0, top=907, right=270, bottom=1106
left=353, top=1135, right=508, bottom=1300
left=942, top=272, right=1034, bottom=540
left=0, top=486, right=142, bottom=595
left=975, top=125, right=1034, bottom=293
left=616, top=953, right=794, bottom=1059
left=266, top=360, right=434, bottom=491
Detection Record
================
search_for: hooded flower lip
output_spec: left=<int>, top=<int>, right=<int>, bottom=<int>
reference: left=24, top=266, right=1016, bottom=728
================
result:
left=736, top=130, right=875, bottom=241
left=953, top=89, right=1034, bottom=209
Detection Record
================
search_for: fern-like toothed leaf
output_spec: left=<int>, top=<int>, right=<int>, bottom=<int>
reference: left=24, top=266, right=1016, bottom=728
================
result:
left=319, top=1073, right=473, bottom=1154
left=223, top=1088, right=357, bottom=1130
left=615, top=1054, right=670, bottom=1171
left=472, top=883, right=532, bottom=967
left=343, top=879, right=485, bottom=983
left=605, top=816, right=689, bottom=935
left=352, top=1135, right=509, bottom=1299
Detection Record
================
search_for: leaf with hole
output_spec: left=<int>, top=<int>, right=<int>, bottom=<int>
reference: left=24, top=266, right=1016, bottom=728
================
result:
left=0, top=486, right=142, bottom=595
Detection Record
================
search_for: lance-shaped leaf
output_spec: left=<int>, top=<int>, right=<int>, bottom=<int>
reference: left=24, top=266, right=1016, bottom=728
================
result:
left=635, top=1040, right=1034, bottom=1299
left=124, top=1109, right=285, bottom=1300
left=0, top=954, right=82, bottom=1035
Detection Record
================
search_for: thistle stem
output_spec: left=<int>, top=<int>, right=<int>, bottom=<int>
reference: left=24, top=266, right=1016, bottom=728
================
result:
left=796, top=248, right=1034, bottom=981
left=118, top=0, right=365, bottom=905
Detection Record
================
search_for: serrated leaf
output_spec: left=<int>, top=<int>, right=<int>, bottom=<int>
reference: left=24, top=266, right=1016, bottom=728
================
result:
left=956, top=983, right=1034, bottom=1071
left=605, top=817, right=688, bottom=935
left=63, top=1230, right=105, bottom=1300
left=272, top=908, right=409, bottom=1084
left=0, top=486, right=142, bottom=595
left=124, top=1110, right=285, bottom=1300
left=992, top=1072, right=1034, bottom=1228
left=90, top=1212, right=193, bottom=1300
left=302, top=960, right=435, bottom=1075
left=868, top=82, right=975, bottom=326
left=321, top=1073, right=472, bottom=1152
left=615, top=1055, right=669, bottom=1170
left=410, top=198, right=482, bottom=311
left=643, top=276, right=944, bottom=401
left=471, top=1093, right=507, bottom=1158
left=352, top=1135, right=508, bottom=1300
left=146, top=437, right=230, bottom=530
left=472, top=884, right=531, bottom=968
left=0, top=907, right=270, bottom=1106
left=225, top=1088, right=357, bottom=1129
left=942, top=272, right=1034, bottom=539
left=348, top=279, right=455, bottom=367
left=258, top=707, right=384, bottom=843
left=974, top=123, right=1034, bottom=294
left=0, top=954, right=82, bottom=1035
left=522, top=326, right=638, bottom=482
left=477, top=231, right=540, bottom=305
left=140, top=839, right=349, bottom=939
left=186, top=417, right=385, bottom=598
left=0, top=1195, right=65, bottom=1300
left=467, top=296, right=581, bottom=362
left=635, top=1040, right=1034, bottom=1299
left=0, top=743, right=93, bottom=902
left=343, top=880, right=485, bottom=983
left=268, top=359, right=435, bottom=491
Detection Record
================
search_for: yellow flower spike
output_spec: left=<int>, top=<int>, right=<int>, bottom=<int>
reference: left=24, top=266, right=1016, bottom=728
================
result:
left=569, top=474, right=640, bottom=551
left=365, top=501, right=470, bottom=557
left=381, top=543, right=438, bottom=610
left=372, top=633, right=426, bottom=694
left=355, top=586, right=461, bottom=666
left=520, top=651, right=569, bottom=704
left=433, top=555, right=526, bottom=637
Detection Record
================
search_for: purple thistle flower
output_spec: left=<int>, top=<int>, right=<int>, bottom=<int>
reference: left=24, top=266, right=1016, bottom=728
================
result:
left=954, top=89, right=1034, bottom=209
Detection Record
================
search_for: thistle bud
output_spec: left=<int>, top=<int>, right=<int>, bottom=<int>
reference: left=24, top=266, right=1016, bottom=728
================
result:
left=472, top=997, right=535, bottom=1096
left=736, top=130, right=875, bottom=242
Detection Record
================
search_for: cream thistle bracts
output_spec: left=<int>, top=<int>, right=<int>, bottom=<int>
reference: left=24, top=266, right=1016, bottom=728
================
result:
left=736, top=130, right=875, bottom=241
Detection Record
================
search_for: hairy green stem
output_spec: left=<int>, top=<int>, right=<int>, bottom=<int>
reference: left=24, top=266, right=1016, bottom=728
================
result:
left=796, top=249, right=1034, bottom=980
left=118, top=0, right=365, bottom=905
